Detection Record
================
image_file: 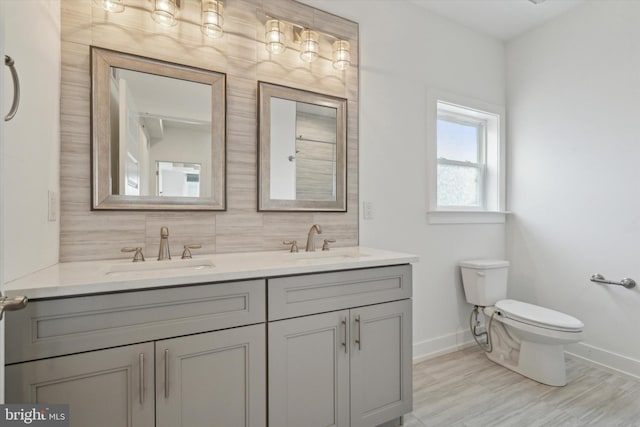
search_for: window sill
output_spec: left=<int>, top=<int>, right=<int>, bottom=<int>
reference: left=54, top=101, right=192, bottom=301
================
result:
left=427, top=210, right=510, bottom=224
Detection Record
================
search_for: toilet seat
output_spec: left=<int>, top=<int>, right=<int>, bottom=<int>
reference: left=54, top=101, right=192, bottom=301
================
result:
left=495, top=299, right=583, bottom=332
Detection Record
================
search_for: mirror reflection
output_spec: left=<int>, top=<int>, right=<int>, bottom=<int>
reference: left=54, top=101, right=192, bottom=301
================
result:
left=110, top=68, right=212, bottom=198
left=270, top=98, right=337, bottom=202
left=258, top=82, right=346, bottom=212
left=92, top=47, right=226, bottom=210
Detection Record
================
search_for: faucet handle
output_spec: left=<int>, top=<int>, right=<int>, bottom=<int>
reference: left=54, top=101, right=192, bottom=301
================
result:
left=122, top=247, right=145, bottom=262
left=283, top=240, right=299, bottom=253
left=181, top=244, right=202, bottom=259
left=322, top=239, right=336, bottom=251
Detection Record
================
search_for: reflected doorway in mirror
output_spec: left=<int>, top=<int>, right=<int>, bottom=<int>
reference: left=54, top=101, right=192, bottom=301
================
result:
left=258, top=82, right=347, bottom=212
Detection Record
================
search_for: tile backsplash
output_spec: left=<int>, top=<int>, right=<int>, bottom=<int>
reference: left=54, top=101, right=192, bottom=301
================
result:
left=59, top=0, right=359, bottom=261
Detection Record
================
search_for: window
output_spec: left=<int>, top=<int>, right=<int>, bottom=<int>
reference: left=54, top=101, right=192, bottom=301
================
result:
left=437, top=110, right=486, bottom=208
left=427, top=91, right=506, bottom=224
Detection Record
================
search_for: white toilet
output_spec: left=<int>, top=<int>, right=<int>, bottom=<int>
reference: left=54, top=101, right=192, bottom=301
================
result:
left=459, top=259, right=584, bottom=386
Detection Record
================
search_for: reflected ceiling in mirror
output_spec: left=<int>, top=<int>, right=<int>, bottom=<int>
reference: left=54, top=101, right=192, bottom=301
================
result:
left=259, top=82, right=346, bottom=212
left=91, top=47, right=226, bottom=210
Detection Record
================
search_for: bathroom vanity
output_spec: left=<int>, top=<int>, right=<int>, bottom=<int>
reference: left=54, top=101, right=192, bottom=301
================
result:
left=3, top=247, right=416, bottom=427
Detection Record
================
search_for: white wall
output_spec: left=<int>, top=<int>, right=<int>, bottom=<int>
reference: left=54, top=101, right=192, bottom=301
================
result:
left=507, top=1, right=640, bottom=376
left=148, top=125, right=212, bottom=197
left=300, top=0, right=507, bottom=359
left=270, top=98, right=297, bottom=200
left=1, top=0, right=7, bottom=402
left=3, top=0, right=60, bottom=283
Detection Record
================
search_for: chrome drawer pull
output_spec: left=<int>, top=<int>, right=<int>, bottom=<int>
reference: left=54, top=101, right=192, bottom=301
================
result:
left=354, top=315, right=361, bottom=350
left=139, top=353, right=145, bottom=405
left=341, top=318, right=347, bottom=354
left=164, top=349, right=170, bottom=398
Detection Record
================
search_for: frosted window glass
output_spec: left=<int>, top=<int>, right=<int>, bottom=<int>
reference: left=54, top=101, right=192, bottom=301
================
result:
left=437, top=164, right=480, bottom=207
left=437, top=119, right=478, bottom=162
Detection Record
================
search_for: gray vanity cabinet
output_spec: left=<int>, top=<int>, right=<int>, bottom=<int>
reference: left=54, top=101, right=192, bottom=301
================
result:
left=5, top=264, right=413, bottom=427
left=6, top=326, right=266, bottom=427
left=6, top=342, right=156, bottom=427
left=5, top=279, right=267, bottom=427
left=155, top=324, right=266, bottom=427
left=268, top=310, right=351, bottom=427
left=267, top=265, right=413, bottom=427
left=350, top=300, right=412, bottom=427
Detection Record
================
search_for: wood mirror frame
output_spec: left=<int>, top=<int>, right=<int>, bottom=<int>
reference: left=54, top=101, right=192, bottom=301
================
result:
left=258, top=82, right=347, bottom=212
left=91, top=47, right=226, bottom=210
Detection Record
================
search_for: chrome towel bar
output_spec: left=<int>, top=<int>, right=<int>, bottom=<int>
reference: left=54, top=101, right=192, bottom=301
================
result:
left=590, top=274, right=636, bottom=289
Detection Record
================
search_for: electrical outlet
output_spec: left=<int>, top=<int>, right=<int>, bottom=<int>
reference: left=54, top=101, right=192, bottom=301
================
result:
left=48, top=190, right=57, bottom=222
left=363, top=201, right=374, bottom=220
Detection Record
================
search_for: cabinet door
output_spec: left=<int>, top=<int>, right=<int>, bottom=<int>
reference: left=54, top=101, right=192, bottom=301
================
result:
left=350, top=300, right=413, bottom=427
left=5, top=343, right=155, bottom=427
left=156, top=324, right=266, bottom=427
left=268, top=310, right=350, bottom=427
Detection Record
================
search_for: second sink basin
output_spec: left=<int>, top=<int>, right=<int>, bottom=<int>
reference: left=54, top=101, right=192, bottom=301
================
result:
left=290, top=249, right=370, bottom=261
left=107, top=258, right=215, bottom=275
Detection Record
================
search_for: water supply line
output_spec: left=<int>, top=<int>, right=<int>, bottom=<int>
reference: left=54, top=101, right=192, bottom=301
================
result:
left=469, top=306, right=497, bottom=353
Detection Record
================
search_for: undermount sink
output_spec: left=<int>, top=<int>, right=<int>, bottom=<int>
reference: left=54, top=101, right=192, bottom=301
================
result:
left=106, top=258, right=215, bottom=275
left=290, top=250, right=370, bottom=261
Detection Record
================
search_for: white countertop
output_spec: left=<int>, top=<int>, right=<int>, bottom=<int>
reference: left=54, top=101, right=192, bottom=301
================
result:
left=4, top=247, right=418, bottom=299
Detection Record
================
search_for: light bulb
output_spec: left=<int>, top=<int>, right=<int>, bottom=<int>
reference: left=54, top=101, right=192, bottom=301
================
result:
left=202, top=0, right=224, bottom=38
left=332, top=40, right=350, bottom=70
left=94, top=0, right=125, bottom=13
left=152, top=0, right=178, bottom=27
left=265, top=19, right=285, bottom=54
left=299, top=29, right=319, bottom=63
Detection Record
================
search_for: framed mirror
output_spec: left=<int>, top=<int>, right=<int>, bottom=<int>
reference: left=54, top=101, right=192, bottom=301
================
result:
left=91, top=47, right=226, bottom=210
left=258, top=82, right=347, bottom=212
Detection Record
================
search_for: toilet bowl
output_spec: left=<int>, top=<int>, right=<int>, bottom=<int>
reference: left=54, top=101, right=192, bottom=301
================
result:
left=460, top=260, right=584, bottom=386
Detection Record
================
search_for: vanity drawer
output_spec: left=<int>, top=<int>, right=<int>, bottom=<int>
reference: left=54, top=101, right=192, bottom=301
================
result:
left=267, top=265, right=411, bottom=321
left=5, top=279, right=266, bottom=364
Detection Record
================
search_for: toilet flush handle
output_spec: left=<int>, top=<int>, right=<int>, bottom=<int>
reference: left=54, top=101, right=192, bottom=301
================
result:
left=477, top=272, right=485, bottom=277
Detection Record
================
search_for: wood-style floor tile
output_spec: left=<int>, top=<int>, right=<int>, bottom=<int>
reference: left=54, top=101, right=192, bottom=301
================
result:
left=411, top=347, right=640, bottom=427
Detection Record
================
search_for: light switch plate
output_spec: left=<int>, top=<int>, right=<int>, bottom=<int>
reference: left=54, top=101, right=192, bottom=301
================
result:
left=48, top=190, right=57, bottom=222
left=363, top=201, right=374, bottom=220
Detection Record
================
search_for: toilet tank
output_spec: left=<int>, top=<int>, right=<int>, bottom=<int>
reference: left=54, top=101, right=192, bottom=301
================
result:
left=459, top=259, right=510, bottom=306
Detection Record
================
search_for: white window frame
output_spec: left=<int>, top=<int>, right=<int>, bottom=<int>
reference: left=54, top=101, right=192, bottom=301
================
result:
left=427, top=89, right=507, bottom=224
left=436, top=112, right=487, bottom=210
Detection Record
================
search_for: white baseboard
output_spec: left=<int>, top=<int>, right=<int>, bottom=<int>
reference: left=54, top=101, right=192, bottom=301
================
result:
left=566, top=342, right=640, bottom=381
left=413, top=334, right=640, bottom=381
left=413, top=329, right=475, bottom=363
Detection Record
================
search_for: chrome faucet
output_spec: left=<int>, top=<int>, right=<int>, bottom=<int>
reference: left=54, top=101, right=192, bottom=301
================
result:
left=158, top=226, right=171, bottom=261
left=305, top=224, right=322, bottom=252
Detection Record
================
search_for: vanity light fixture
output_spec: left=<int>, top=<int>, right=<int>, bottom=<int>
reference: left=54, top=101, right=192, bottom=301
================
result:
left=299, top=29, right=319, bottom=63
left=201, top=0, right=224, bottom=38
left=332, top=40, right=350, bottom=70
left=93, top=0, right=125, bottom=13
left=265, top=16, right=351, bottom=71
left=152, top=0, right=178, bottom=27
left=265, top=19, right=286, bottom=54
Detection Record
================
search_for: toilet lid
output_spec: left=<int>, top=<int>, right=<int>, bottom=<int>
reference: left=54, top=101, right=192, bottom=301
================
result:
left=495, top=299, right=584, bottom=332
left=459, top=259, right=509, bottom=269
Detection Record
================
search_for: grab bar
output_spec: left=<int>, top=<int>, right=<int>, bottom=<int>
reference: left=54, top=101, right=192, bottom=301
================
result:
left=590, top=274, right=636, bottom=289
left=4, top=55, right=20, bottom=121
